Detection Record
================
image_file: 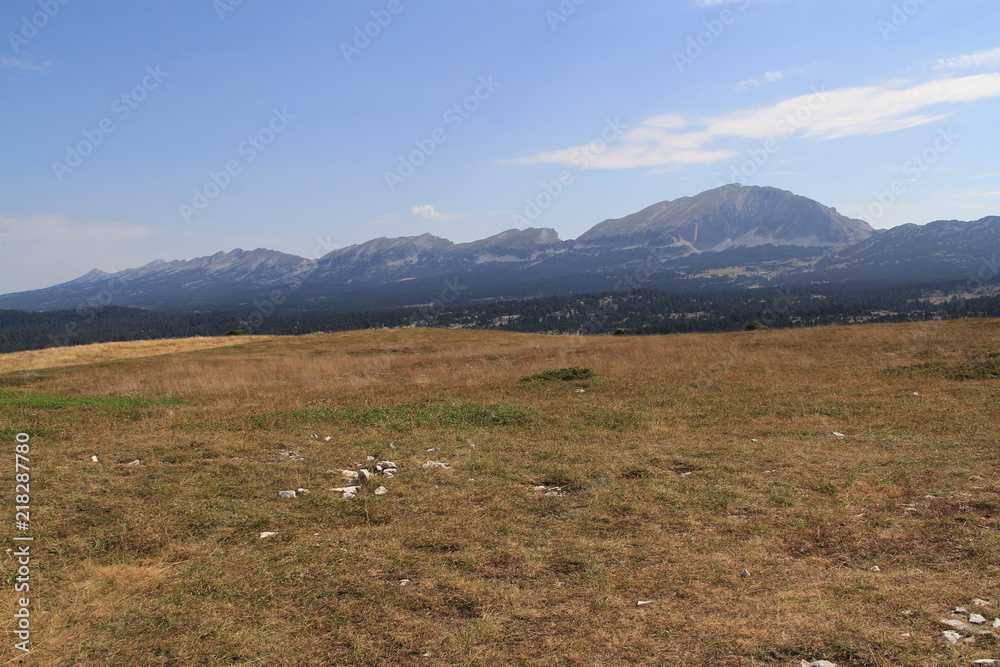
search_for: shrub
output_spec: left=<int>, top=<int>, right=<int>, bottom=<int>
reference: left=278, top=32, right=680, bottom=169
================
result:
left=519, top=366, right=595, bottom=383
left=226, top=329, right=248, bottom=336
left=744, top=320, right=769, bottom=331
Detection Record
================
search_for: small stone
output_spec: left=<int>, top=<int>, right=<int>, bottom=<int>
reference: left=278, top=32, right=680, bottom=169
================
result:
left=259, top=532, right=277, bottom=539
left=278, top=490, right=297, bottom=499
left=803, top=661, right=838, bottom=667
left=956, top=607, right=970, bottom=614
left=322, top=436, right=333, bottom=442
left=942, top=630, right=962, bottom=644
left=383, top=470, right=395, bottom=478
left=912, top=391, right=920, bottom=396
left=310, top=434, right=318, bottom=438
left=870, top=565, right=881, bottom=572
left=972, top=660, right=998, bottom=666
left=366, top=455, right=375, bottom=462
left=739, top=569, right=750, bottom=578
left=636, top=600, right=652, bottom=607
left=358, top=469, right=371, bottom=484
left=575, top=388, right=585, bottom=393
left=422, top=461, right=450, bottom=469
left=832, top=432, right=845, bottom=437
left=426, top=447, right=439, bottom=452
left=127, top=459, right=141, bottom=466
left=296, top=488, right=310, bottom=495
left=342, top=491, right=356, bottom=500
left=341, top=470, right=359, bottom=480
left=374, top=486, right=388, bottom=496
left=902, top=610, right=914, bottom=617
left=750, top=438, right=758, bottom=442
left=90, top=455, right=99, bottom=463
left=970, top=614, right=987, bottom=624
left=398, top=579, right=410, bottom=586
left=380, top=461, right=397, bottom=469
left=994, top=618, right=1000, bottom=628
left=973, top=598, right=991, bottom=607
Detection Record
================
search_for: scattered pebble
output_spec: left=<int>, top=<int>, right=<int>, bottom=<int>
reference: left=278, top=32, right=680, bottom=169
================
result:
left=374, top=486, right=388, bottom=496
left=972, top=660, right=998, bottom=666
left=902, top=610, right=914, bottom=617
left=278, top=490, right=297, bottom=499
left=422, top=461, right=450, bottom=469
left=342, top=491, right=356, bottom=500
left=322, top=436, right=333, bottom=442
left=532, top=485, right=565, bottom=497
left=575, top=388, right=585, bottom=393
left=832, top=432, right=845, bottom=437
left=398, top=579, right=410, bottom=586
left=739, top=569, right=750, bottom=578
left=296, top=488, right=310, bottom=495
left=970, top=614, right=987, bottom=624
left=342, top=470, right=360, bottom=480
left=636, top=600, right=652, bottom=607
left=800, top=661, right=838, bottom=667
left=127, top=459, right=141, bottom=466
left=956, top=607, right=971, bottom=615
left=942, top=630, right=962, bottom=644
left=912, top=391, right=920, bottom=396
left=90, top=455, right=99, bottom=463
left=973, top=599, right=991, bottom=607
left=870, top=565, right=881, bottom=572
left=994, top=618, right=1000, bottom=628
left=426, top=447, right=439, bottom=452
left=259, top=532, right=277, bottom=539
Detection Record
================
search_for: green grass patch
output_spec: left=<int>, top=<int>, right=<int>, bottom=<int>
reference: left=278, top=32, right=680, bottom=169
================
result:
left=250, top=401, right=532, bottom=430
left=519, top=366, right=595, bottom=383
left=894, top=355, right=1000, bottom=380
left=0, top=388, right=186, bottom=410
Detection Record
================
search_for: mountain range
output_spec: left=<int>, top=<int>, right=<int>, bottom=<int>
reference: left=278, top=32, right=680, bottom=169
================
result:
left=2, top=184, right=997, bottom=312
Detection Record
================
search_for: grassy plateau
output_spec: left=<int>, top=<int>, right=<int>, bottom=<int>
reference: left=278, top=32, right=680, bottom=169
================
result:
left=0, top=320, right=997, bottom=666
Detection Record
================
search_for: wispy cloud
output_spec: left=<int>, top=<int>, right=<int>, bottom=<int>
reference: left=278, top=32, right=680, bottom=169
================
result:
left=931, top=46, right=1000, bottom=71
left=410, top=204, right=464, bottom=221
left=735, top=67, right=803, bottom=92
left=510, top=73, right=1000, bottom=171
left=0, top=57, right=52, bottom=74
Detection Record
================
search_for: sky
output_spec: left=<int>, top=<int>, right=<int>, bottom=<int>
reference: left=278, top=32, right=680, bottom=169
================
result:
left=2, top=0, right=1000, bottom=293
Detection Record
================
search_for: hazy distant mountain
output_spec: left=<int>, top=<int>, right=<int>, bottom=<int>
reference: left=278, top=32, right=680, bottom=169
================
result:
left=0, top=185, right=994, bottom=312
left=575, top=184, right=873, bottom=251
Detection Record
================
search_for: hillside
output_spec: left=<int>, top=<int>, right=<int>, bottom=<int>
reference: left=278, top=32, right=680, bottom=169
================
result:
left=1, top=322, right=998, bottom=665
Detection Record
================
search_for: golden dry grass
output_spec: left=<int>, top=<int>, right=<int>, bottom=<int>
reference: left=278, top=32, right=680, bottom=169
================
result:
left=0, top=321, right=997, bottom=665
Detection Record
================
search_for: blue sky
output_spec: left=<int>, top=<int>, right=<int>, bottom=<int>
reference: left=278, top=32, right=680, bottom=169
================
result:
left=2, top=0, right=999, bottom=292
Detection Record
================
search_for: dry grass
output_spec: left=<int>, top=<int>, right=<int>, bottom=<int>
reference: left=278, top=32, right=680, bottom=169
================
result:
left=0, top=336, right=277, bottom=374
left=0, top=321, right=997, bottom=665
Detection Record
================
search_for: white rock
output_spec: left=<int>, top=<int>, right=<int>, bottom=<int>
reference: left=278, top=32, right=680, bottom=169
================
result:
left=739, top=569, right=750, bottom=578
left=341, top=470, right=359, bottom=480
left=322, top=436, right=332, bottom=442
left=422, top=461, right=450, bottom=469
left=870, top=565, right=881, bottom=572
left=636, top=600, right=652, bottom=607
left=278, top=490, right=297, bottom=499
left=801, top=661, right=838, bottom=667
left=259, top=532, right=277, bottom=539
left=973, top=598, right=991, bottom=607
left=832, top=432, right=845, bottom=437
left=127, top=459, right=141, bottom=466
left=912, top=391, right=920, bottom=396
left=575, top=388, right=585, bottom=393
left=970, top=614, right=987, bottom=624
left=296, top=488, right=310, bottom=495
left=358, top=469, right=371, bottom=484
left=942, top=630, right=962, bottom=644
left=366, top=455, right=375, bottom=462
left=90, top=455, right=99, bottom=463
left=398, top=579, right=410, bottom=586
left=380, top=461, right=397, bottom=469
left=328, top=486, right=359, bottom=494
left=383, top=470, right=395, bottom=478
left=310, top=434, right=318, bottom=438
left=426, top=447, right=439, bottom=452
left=374, top=486, right=388, bottom=496
left=956, top=607, right=970, bottom=614
left=994, top=617, right=1000, bottom=628
left=342, top=491, right=356, bottom=500
left=972, top=660, right=998, bottom=666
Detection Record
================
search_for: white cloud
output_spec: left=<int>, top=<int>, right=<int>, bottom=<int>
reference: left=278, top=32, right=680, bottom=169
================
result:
left=931, top=46, right=1000, bottom=71
left=410, top=204, right=463, bottom=221
left=735, top=68, right=799, bottom=92
left=510, top=73, right=1000, bottom=171
left=0, top=57, right=52, bottom=74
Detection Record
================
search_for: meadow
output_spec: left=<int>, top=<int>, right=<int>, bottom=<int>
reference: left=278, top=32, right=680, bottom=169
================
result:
left=0, top=320, right=997, bottom=666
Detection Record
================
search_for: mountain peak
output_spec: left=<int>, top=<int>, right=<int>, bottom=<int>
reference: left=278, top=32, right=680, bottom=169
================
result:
left=576, top=184, right=873, bottom=250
